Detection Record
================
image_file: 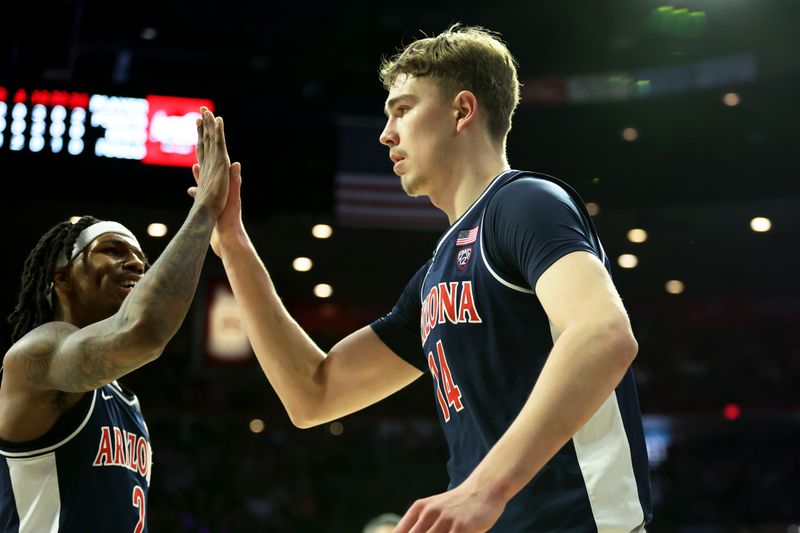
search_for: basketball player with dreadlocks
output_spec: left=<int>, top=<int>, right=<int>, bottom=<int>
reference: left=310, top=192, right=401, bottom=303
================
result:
left=0, top=107, right=231, bottom=532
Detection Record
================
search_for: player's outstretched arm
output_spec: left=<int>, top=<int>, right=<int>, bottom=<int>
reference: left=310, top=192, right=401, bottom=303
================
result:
left=201, top=164, right=423, bottom=426
left=221, top=223, right=423, bottom=427
left=7, top=107, right=231, bottom=394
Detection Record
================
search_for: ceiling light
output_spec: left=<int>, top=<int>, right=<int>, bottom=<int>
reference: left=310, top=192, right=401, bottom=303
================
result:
left=293, top=257, right=313, bottom=272
left=750, top=217, right=771, bottom=232
left=314, top=283, right=333, bottom=298
left=617, top=254, right=638, bottom=269
left=723, top=92, right=740, bottom=107
left=312, top=224, right=332, bottom=239
left=627, top=228, right=648, bottom=243
left=665, top=280, right=684, bottom=294
left=147, top=223, right=168, bottom=237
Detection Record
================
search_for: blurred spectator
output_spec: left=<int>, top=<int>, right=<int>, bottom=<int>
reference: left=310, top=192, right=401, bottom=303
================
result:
left=363, top=512, right=402, bottom=533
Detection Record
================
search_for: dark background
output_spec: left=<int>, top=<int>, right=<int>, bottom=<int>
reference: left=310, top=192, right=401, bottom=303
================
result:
left=2, top=0, right=800, bottom=531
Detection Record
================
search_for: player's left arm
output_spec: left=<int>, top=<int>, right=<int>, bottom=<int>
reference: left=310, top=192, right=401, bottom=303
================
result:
left=394, top=250, right=637, bottom=532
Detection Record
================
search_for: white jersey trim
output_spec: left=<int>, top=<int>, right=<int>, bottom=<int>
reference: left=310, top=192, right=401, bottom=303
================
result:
left=0, top=390, right=97, bottom=458
left=549, top=326, right=646, bottom=531
left=422, top=170, right=515, bottom=301
left=478, top=207, right=535, bottom=294
left=108, top=380, right=140, bottom=409
left=7, top=452, right=60, bottom=533
left=572, top=392, right=647, bottom=531
left=431, top=169, right=515, bottom=257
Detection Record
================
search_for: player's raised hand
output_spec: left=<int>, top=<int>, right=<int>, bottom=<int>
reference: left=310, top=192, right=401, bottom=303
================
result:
left=192, top=106, right=230, bottom=217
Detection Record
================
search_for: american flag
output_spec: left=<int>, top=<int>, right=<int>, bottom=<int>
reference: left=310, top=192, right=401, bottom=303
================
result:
left=455, top=226, right=479, bottom=246
left=334, top=116, right=448, bottom=230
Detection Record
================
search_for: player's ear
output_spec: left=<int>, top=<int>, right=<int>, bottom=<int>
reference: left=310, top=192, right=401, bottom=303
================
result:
left=53, top=267, right=73, bottom=293
left=453, top=90, right=478, bottom=133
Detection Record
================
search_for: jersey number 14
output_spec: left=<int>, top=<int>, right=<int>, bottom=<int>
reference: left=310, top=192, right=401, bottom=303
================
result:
left=427, top=340, right=464, bottom=422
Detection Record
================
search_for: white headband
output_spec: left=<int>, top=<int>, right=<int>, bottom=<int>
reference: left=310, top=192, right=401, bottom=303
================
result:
left=56, top=221, right=142, bottom=268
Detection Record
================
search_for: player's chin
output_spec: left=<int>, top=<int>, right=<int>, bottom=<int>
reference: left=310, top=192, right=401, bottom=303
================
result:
left=110, top=286, right=132, bottom=306
left=400, top=175, right=424, bottom=197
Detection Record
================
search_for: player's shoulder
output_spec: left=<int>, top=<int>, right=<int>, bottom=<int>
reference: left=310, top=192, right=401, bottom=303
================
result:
left=11, top=321, right=78, bottom=353
left=407, top=260, right=432, bottom=290
left=4, top=322, right=78, bottom=372
left=498, top=172, right=573, bottom=202
left=488, top=172, right=574, bottom=220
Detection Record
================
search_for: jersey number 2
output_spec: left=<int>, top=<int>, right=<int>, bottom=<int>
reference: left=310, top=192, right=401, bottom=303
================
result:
left=132, top=484, right=146, bottom=533
left=427, top=340, right=463, bottom=422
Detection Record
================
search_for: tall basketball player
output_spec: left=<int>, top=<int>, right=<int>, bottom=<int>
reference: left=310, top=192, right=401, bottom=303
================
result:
left=0, top=108, right=230, bottom=532
left=203, top=25, right=652, bottom=532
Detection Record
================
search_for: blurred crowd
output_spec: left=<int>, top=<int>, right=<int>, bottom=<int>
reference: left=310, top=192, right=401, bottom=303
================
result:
left=629, top=295, right=800, bottom=413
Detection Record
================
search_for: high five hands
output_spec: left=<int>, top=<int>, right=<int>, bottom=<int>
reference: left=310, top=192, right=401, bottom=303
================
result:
left=187, top=106, right=243, bottom=257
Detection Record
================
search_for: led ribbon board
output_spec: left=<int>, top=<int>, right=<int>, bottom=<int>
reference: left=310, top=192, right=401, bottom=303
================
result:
left=0, top=86, right=213, bottom=168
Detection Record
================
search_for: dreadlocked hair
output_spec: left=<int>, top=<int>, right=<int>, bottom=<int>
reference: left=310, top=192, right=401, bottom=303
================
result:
left=7, top=215, right=103, bottom=343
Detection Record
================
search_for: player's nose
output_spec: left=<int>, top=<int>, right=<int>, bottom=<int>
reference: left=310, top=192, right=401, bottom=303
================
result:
left=379, top=119, right=398, bottom=147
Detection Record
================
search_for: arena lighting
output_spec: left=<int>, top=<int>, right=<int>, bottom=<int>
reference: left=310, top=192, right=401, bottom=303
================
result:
left=311, top=224, right=333, bottom=239
left=329, top=422, right=344, bottom=436
left=647, top=6, right=707, bottom=38
left=723, top=92, right=741, bottom=107
left=249, top=419, right=265, bottom=434
left=723, top=403, right=741, bottom=421
left=585, top=202, right=600, bottom=216
left=627, top=228, right=648, bottom=243
left=292, top=257, right=313, bottom=272
left=617, top=254, right=639, bottom=269
left=665, top=280, right=685, bottom=295
left=750, top=217, right=772, bottom=232
left=622, top=127, right=639, bottom=141
left=314, top=283, right=333, bottom=298
left=642, top=415, right=671, bottom=468
left=147, top=223, right=168, bottom=238
left=0, top=85, right=213, bottom=167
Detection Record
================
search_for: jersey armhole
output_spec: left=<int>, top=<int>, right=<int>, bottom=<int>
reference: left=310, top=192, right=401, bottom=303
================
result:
left=478, top=208, right=535, bottom=295
left=0, top=390, right=97, bottom=457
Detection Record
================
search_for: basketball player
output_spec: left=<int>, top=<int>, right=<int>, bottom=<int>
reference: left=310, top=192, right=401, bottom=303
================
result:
left=0, top=107, right=230, bottom=532
left=203, top=25, right=652, bottom=531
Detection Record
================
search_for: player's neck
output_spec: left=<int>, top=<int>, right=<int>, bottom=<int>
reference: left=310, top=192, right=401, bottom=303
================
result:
left=433, top=148, right=509, bottom=224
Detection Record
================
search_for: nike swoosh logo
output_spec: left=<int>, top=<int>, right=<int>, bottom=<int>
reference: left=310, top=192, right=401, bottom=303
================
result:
left=101, top=392, right=114, bottom=400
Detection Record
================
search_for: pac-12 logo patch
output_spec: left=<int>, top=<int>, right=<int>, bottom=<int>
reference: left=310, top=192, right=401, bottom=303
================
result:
left=456, top=247, right=472, bottom=271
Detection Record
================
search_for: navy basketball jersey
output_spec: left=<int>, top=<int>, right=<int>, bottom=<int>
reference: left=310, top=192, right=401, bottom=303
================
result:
left=0, top=372, right=153, bottom=533
left=373, top=170, right=652, bottom=531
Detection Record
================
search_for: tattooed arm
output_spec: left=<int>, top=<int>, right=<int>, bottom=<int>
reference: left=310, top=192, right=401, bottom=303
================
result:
left=4, top=107, right=230, bottom=394
left=34, top=203, right=219, bottom=392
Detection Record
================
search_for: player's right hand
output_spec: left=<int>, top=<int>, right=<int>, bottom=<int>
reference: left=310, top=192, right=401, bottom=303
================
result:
left=192, top=106, right=231, bottom=217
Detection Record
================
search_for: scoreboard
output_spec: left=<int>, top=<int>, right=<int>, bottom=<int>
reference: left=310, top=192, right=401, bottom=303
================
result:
left=0, top=86, right=213, bottom=168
